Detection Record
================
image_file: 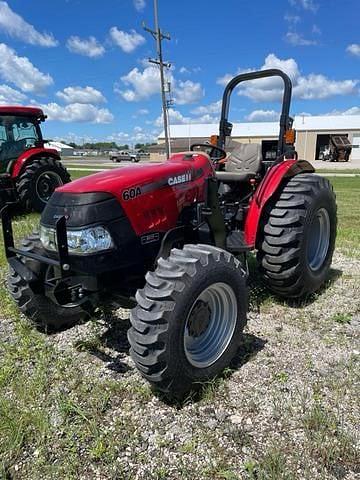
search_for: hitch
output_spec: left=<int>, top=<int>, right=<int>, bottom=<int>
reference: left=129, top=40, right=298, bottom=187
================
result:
left=0, top=204, right=71, bottom=279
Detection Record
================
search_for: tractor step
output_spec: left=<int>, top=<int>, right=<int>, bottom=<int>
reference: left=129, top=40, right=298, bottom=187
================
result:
left=226, top=230, right=250, bottom=253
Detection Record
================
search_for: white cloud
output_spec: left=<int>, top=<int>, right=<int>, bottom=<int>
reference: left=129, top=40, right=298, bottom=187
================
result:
left=284, top=13, right=301, bottom=24
left=117, top=66, right=204, bottom=105
left=155, top=108, right=219, bottom=128
left=173, top=80, right=204, bottom=105
left=54, top=132, right=102, bottom=145
left=217, top=53, right=358, bottom=102
left=116, top=65, right=161, bottom=101
left=155, top=108, right=190, bottom=127
left=284, top=11, right=318, bottom=46
left=107, top=131, right=129, bottom=143
left=66, top=36, right=105, bottom=58
left=56, top=86, right=106, bottom=105
left=294, top=74, right=357, bottom=99
left=195, top=113, right=219, bottom=124
left=0, top=84, right=27, bottom=104
left=179, top=66, right=202, bottom=75
left=289, top=0, right=318, bottom=13
left=324, top=106, right=360, bottom=116
left=134, top=0, right=146, bottom=12
left=0, top=43, right=53, bottom=93
left=41, top=103, right=113, bottom=123
left=346, top=44, right=360, bottom=57
left=0, top=1, right=58, bottom=47
left=132, top=108, right=150, bottom=118
left=107, top=127, right=157, bottom=145
left=245, top=110, right=279, bottom=122
left=109, top=27, right=145, bottom=53
left=191, top=100, right=222, bottom=115
left=285, top=31, right=317, bottom=46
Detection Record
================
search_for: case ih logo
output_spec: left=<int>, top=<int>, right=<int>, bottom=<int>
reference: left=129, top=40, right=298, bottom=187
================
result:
left=168, top=172, right=191, bottom=186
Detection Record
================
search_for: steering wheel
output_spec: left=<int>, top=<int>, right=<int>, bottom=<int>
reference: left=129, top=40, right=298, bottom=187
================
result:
left=190, top=143, right=227, bottom=163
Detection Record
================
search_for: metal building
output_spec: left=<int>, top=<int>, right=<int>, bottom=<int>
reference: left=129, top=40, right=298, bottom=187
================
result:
left=156, top=114, right=360, bottom=163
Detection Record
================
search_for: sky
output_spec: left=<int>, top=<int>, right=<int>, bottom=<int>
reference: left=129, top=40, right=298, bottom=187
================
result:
left=0, top=0, right=358, bottom=146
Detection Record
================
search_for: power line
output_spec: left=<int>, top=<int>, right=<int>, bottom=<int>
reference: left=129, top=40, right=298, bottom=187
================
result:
left=143, top=0, right=172, bottom=159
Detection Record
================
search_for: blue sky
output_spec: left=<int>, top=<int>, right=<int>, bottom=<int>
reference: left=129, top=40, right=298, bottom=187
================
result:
left=0, top=0, right=358, bottom=145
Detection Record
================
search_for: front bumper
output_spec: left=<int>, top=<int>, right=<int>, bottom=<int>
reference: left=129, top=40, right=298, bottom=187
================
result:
left=1, top=204, right=71, bottom=280
left=1, top=204, right=101, bottom=313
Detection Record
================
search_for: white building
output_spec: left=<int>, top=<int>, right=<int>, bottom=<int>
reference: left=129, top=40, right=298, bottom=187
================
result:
left=157, top=115, right=360, bottom=162
left=45, top=141, right=74, bottom=157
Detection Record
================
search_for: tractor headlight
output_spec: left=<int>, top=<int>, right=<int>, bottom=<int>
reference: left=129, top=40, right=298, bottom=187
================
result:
left=40, top=225, right=114, bottom=255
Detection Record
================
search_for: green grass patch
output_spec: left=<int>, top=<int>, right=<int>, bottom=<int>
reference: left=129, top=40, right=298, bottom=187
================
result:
left=68, top=169, right=106, bottom=180
left=316, top=169, right=360, bottom=175
left=327, top=176, right=360, bottom=257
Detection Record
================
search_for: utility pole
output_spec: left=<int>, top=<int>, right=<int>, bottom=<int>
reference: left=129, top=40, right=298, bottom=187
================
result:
left=143, top=0, right=171, bottom=158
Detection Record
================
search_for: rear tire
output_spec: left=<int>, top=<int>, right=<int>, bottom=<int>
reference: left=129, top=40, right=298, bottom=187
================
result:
left=257, top=173, right=337, bottom=298
left=7, top=233, right=89, bottom=332
left=17, top=157, right=70, bottom=212
left=128, top=244, right=248, bottom=400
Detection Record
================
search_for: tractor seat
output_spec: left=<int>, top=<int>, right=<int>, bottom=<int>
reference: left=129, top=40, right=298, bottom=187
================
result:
left=216, top=143, right=262, bottom=182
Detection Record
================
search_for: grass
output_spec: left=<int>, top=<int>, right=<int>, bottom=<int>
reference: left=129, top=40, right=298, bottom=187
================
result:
left=0, top=170, right=359, bottom=479
left=68, top=169, right=108, bottom=180
left=330, top=176, right=360, bottom=257
left=316, top=168, right=360, bottom=175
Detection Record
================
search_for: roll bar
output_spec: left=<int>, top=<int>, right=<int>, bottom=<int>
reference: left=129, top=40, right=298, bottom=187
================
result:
left=218, top=68, right=293, bottom=157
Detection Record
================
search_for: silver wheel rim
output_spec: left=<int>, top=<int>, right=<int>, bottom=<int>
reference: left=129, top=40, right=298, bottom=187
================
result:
left=307, top=207, right=331, bottom=271
left=183, top=282, right=238, bottom=368
left=35, top=171, right=63, bottom=203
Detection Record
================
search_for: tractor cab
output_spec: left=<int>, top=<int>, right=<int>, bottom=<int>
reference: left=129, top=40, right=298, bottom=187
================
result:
left=0, top=107, right=45, bottom=173
left=0, top=106, right=70, bottom=212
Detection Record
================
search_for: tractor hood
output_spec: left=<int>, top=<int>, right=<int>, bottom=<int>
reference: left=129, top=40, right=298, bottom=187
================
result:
left=57, top=154, right=214, bottom=203
left=52, top=154, right=214, bottom=236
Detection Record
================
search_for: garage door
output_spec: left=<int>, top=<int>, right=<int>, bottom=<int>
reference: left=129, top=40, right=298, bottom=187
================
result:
left=351, top=135, right=360, bottom=160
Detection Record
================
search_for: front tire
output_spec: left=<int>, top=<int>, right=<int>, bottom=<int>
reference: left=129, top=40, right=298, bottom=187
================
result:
left=128, top=244, right=248, bottom=400
left=7, top=233, right=89, bottom=332
left=257, top=173, right=337, bottom=298
left=17, top=157, right=71, bottom=212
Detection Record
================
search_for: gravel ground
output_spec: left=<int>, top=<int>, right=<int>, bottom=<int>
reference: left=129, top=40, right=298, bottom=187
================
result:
left=2, top=249, right=354, bottom=479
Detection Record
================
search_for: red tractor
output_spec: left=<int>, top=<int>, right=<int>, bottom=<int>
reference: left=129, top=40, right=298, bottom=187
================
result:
left=0, top=106, right=70, bottom=212
left=1, top=70, right=337, bottom=400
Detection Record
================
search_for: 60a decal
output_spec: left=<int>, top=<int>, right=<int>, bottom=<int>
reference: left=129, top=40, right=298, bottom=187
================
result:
left=122, top=186, right=141, bottom=201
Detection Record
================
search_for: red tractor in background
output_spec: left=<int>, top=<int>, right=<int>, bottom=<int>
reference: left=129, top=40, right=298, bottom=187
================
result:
left=0, top=106, right=70, bottom=212
left=1, top=70, right=337, bottom=400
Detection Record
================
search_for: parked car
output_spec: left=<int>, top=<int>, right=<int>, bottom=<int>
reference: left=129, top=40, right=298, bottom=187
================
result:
left=109, top=151, right=140, bottom=162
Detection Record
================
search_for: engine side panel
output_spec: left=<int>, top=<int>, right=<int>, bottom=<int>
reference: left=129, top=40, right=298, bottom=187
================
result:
left=244, top=159, right=314, bottom=247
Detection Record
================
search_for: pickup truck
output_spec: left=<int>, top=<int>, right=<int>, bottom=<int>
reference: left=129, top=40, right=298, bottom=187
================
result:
left=109, top=151, right=140, bottom=163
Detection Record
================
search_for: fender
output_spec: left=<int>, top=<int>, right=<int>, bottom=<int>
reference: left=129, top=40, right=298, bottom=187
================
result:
left=10, top=147, right=60, bottom=178
left=244, top=159, right=314, bottom=247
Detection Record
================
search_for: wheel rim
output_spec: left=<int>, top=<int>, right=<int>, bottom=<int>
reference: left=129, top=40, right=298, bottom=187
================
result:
left=307, top=207, right=331, bottom=271
left=183, top=282, right=238, bottom=368
left=35, top=171, right=63, bottom=203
